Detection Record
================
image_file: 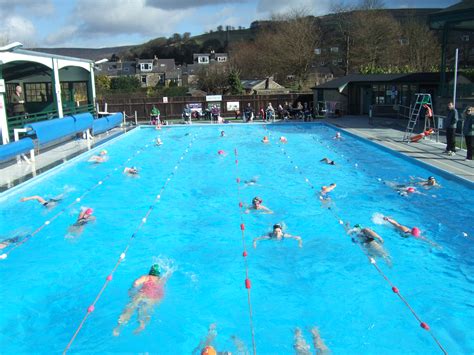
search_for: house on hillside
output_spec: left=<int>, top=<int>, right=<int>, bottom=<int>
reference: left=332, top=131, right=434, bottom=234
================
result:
left=193, top=51, right=228, bottom=64
left=241, top=77, right=289, bottom=95
left=95, top=56, right=181, bottom=87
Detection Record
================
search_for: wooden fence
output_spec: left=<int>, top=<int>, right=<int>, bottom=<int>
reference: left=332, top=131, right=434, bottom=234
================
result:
left=98, top=93, right=313, bottom=120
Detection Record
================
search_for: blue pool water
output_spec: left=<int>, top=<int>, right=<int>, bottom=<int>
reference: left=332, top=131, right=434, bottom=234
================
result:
left=0, top=123, right=473, bottom=354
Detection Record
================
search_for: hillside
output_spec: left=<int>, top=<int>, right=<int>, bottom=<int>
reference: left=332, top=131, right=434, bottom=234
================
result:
left=30, top=45, right=134, bottom=61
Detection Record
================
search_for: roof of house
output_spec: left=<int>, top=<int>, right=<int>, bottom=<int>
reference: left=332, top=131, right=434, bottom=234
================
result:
left=241, top=78, right=285, bottom=90
left=429, top=0, right=474, bottom=30
left=312, top=72, right=464, bottom=91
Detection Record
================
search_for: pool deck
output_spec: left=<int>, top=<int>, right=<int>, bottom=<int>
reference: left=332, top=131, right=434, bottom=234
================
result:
left=0, top=118, right=472, bottom=192
left=324, top=116, right=474, bottom=182
left=0, top=127, right=130, bottom=192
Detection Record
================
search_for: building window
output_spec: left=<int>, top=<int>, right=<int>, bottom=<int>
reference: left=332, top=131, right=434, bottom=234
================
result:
left=399, top=38, right=409, bottom=45
left=330, top=47, right=339, bottom=53
left=160, top=63, right=166, bottom=67
left=141, top=75, right=147, bottom=84
left=140, top=63, right=152, bottom=71
left=461, top=35, right=470, bottom=42
left=217, top=56, right=227, bottom=62
left=25, top=83, right=52, bottom=103
left=337, top=58, right=343, bottom=63
left=123, top=68, right=129, bottom=72
left=198, top=56, right=209, bottom=64
left=314, top=48, right=321, bottom=55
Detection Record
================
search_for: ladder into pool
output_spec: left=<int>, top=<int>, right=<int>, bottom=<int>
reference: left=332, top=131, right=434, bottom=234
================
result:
left=403, top=94, right=434, bottom=142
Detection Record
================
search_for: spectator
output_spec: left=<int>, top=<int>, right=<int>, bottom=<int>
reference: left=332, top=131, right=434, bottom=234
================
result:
left=303, top=102, right=312, bottom=122
left=463, top=106, right=474, bottom=160
left=211, top=105, right=220, bottom=122
left=182, top=104, right=192, bottom=124
left=259, top=107, right=265, bottom=121
left=11, top=85, right=26, bottom=117
left=150, top=105, right=160, bottom=125
left=266, top=103, right=275, bottom=122
left=244, top=103, right=254, bottom=122
left=444, top=101, right=459, bottom=155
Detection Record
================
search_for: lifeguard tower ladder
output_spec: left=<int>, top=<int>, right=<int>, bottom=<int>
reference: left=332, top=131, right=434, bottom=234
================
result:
left=403, top=94, right=434, bottom=142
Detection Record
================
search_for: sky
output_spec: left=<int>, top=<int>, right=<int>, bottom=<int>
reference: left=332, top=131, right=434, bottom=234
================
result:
left=0, top=0, right=459, bottom=48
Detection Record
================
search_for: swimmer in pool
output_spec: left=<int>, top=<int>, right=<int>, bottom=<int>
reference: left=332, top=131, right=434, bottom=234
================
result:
left=320, top=158, right=335, bottom=165
left=319, top=183, right=336, bottom=202
left=244, top=176, right=259, bottom=186
left=245, top=196, right=273, bottom=214
left=346, top=223, right=392, bottom=267
left=280, top=136, right=288, bottom=143
left=294, top=327, right=330, bottom=355
left=384, top=181, right=419, bottom=196
left=333, top=132, right=342, bottom=140
left=123, top=166, right=139, bottom=176
left=262, top=136, right=270, bottom=144
left=220, top=131, right=226, bottom=137
left=155, top=138, right=163, bottom=146
left=113, top=264, right=172, bottom=336
left=88, top=149, right=108, bottom=163
left=253, top=224, right=302, bottom=248
left=20, top=195, right=63, bottom=208
left=67, top=208, right=95, bottom=237
left=412, top=176, right=439, bottom=188
left=382, top=216, right=438, bottom=247
left=0, top=235, right=28, bottom=250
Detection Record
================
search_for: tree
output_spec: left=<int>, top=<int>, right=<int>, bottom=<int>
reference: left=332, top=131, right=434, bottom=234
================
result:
left=228, top=69, right=243, bottom=94
left=110, top=76, right=141, bottom=92
left=109, top=53, right=120, bottom=62
left=196, top=65, right=229, bottom=94
left=358, top=0, right=385, bottom=10
left=217, top=25, right=223, bottom=32
left=95, top=75, right=111, bottom=94
left=182, top=32, right=191, bottom=42
left=231, top=10, right=321, bottom=88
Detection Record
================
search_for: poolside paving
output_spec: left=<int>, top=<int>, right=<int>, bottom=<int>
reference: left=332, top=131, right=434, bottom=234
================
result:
left=324, top=115, right=474, bottom=182
left=0, top=127, right=129, bottom=192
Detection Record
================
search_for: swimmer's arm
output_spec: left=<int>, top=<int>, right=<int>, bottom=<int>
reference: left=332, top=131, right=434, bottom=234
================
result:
left=253, top=235, right=270, bottom=248
left=284, top=234, right=303, bottom=247
left=261, top=205, right=273, bottom=214
left=20, top=195, right=47, bottom=204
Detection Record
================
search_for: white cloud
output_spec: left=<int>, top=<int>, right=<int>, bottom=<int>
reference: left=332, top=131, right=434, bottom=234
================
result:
left=146, top=0, right=242, bottom=10
left=43, top=0, right=194, bottom=46
left=256, top=0, right=337, bottom=16
left=0, top=16, right=36, bottom=46
left=0, top=0, right=54, bottom=16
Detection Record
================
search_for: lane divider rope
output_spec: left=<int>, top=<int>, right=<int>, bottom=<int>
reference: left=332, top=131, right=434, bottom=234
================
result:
left=233, top=148, right=257, bottom=355
left=62, top=131, right=198, bottom=354
left=1, top=128, right=170, bottom=260
left=262, top=124, right=448, bottom=354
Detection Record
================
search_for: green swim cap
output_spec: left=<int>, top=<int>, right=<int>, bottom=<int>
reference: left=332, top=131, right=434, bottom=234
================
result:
left=354, top=224, right=362, bottom=229
left=149, top=264, right=161, bottom=276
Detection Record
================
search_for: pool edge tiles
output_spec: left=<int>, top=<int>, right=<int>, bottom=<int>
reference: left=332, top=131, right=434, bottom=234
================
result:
left=0, top=127, right=142, bottom=200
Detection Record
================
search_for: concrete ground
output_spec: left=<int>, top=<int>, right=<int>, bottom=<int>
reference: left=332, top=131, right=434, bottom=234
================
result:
left=0, top=127, right=131, bottom=192
left=324, top=115, right=474, bottom=182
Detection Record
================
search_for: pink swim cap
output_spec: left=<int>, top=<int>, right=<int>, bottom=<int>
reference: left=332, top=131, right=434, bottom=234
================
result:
left=411, top=227, right=421, bottom=237
left=407, top=187, right=415, bottom=193
left=84, top=208, right=93, bottom=215
left=218, top=150, right=225, bottom=155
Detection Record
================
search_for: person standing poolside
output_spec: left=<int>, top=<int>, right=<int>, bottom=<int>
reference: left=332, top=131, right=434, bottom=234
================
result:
left=253, top=224, right=302, bottom=248
left=245, top=196, right=273, bottom=214
left=20, top=195, right=63, bottom=208
left=11, top=85, right=26, bottom=117
left=444, top=101, right=459, bottom=155
left=463, top=106, right=474, bottom=160
left=150, top=105, right=161, bottom=125
left=113, top=264, right=172, bottom=335
left=346, top=223, right=392, bottom=267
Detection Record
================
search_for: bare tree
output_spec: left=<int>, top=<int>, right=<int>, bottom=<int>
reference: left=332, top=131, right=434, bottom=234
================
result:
left=358, top=0, right=385, bottom=10
left=196, top=64, right=229, bottom=94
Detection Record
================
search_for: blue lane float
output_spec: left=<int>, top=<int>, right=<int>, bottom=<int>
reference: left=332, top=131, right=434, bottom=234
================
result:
left=0, top=137, right=34, bottom=162
left=92, top=113, right=123, bottom=135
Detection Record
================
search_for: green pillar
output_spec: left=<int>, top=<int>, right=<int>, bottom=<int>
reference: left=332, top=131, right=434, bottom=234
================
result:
left=440, top=23, right=449, bottom=97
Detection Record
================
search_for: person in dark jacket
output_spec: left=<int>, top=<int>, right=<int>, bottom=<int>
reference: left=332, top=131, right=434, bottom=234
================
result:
left=444, top=101, right=459, bottom=155
left=463, top=106, right=474, bottom=160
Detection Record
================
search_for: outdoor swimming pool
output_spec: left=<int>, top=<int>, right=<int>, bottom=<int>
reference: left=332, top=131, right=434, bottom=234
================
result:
left=0, top=123, right=473, bottom=354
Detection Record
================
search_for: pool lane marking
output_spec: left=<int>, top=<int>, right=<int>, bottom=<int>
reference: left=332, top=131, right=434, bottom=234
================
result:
left=0, top=128, right=170, bottom=260
left=63, top=130, right=199, bottom=354
left=233, top=148, right=257, bottom=355
left=262, top=124, right=448, bottom=355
